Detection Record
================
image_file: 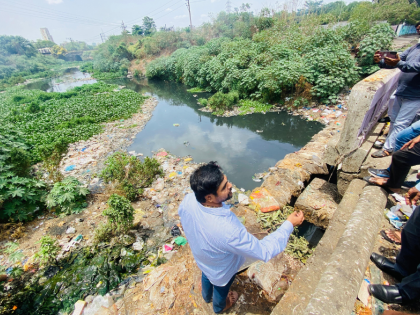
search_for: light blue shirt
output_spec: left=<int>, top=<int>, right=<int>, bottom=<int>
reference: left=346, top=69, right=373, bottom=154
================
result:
left=178, top=193, right=294, bottom=286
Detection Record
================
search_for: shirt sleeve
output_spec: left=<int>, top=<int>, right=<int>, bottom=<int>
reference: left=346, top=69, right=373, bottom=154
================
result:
left=225, top=220, right=294, bottom=262
left=396, top=46, right=420, bottom=73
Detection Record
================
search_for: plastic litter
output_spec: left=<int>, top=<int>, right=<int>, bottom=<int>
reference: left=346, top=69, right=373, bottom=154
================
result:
left=184, top=157, right=193, bottom=162
left=65, top=165, right=76, bottom=172
left=171, top=225, right=181, bottom=237
left=173, top=123, right=180, bottom=127
left=156, top=151, right=168, bottom=157
left=256, top=130, right=263, bottom=133
left=66, top=227, right=76, bottom=234
left=173, top=236, right=187, bottom=246
left=183, top=141, right=190, bottom=147
left=163, top=244, right=174, bottom=253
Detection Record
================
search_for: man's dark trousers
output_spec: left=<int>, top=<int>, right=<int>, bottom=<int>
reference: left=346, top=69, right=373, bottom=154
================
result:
left=395, top=206, right=420, bottom=301
left=201, top=272, right=235, bottom=313
left=388, top=143, right=420, bottom=188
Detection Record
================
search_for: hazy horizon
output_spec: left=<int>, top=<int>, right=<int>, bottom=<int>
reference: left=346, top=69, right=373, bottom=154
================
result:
left=1, top=0, right=361, bottom=45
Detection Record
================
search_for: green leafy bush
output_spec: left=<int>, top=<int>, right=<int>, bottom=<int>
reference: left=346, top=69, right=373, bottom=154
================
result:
left=2, top=242, right=24, bottom=264
left=100, top=152, right=163, bottom=201
left=103, top=194, right=134, bottom=233
left=197, top=98, right=208, bottom=106
left=94, top=194, right=135, bottom=243
left=46, top=177, right=89, bottom=215
left=357, top=23, right=395, bottom=69
left=0, top=128, right=47, bottom=222
left=34, top=235, right=60, bottom=266
left=208, top=91, right=239, bottom=111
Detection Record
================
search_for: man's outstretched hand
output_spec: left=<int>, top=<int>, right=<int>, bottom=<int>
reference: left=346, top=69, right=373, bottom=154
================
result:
left=373, top=50, right=381, bottom=64
left=287, top=211, right=304, bottom=227
left=405, top=187, right=420, bottom=206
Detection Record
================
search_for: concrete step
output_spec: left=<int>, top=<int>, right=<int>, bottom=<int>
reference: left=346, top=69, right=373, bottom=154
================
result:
left=271, top=179, right=367, bottom=315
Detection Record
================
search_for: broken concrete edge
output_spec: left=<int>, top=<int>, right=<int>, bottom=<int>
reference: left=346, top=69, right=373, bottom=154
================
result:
left=294, top=178, right=341, bottom=229
left=303, top=185, right=388, bottom=315
left=271, top=179, right=367, bottom=315
left=255, top=121, right=342, bottom=212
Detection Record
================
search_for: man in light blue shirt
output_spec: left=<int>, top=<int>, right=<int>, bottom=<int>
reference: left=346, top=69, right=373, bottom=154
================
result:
left=179, top=161, right=304, bottom=313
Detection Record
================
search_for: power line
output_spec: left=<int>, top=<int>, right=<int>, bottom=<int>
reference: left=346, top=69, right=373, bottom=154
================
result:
left=121, top=20, right=127, bottom=32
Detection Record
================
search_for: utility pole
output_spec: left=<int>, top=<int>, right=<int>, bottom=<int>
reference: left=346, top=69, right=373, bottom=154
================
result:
left=185, top=0, right=193, bottom=30
left=100, top=30, right=107, bottom=43
left=121, top=20, right=127, bottom=32
left=226, top=0, right=232, bottom=14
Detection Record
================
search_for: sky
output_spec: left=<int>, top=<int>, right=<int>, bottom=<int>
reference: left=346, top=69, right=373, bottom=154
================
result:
left=0, top=0, right=359, bottom=45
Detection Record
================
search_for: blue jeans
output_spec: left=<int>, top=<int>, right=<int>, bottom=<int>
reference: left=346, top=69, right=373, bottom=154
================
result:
left=201, top=272, right=236, bottom=313
left=384, top=96, right=420, bottom=152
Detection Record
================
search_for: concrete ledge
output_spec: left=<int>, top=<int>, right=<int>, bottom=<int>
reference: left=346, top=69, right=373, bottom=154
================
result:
left=271, top=179, right=366, bottom=315
left=303, top=185, right=388, bottom=315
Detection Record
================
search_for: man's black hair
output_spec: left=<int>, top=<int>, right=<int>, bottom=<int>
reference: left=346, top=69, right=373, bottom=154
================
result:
left=190, top=161, right=224, bottom=203
left=416, top=21, right=420, bottom=28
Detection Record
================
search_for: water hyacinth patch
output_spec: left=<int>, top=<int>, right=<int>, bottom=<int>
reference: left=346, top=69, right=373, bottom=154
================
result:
left=0, top=82, right=148, bottom=163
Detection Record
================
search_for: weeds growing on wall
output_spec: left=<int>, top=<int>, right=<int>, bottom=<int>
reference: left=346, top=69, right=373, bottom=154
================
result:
left=257, top=206, right=313, bottom=263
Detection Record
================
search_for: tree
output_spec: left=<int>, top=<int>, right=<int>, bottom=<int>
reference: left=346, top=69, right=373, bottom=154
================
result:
left=132, top=24, right=144, bottom=35
left=304, top=0, right=323, bottom=14
left=0, top=35, right=37, bottom=57
left=50, top=45, right=67, bottom=58
left=143, top=16, right=156, bottom=36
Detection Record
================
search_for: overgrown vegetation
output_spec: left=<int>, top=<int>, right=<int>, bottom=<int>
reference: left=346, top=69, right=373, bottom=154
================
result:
left=0, top=83, right=147, bottom=222
left=34, top=235, right=60, bottom=266
left=100, top=152, right=163, bottom=201
left=257, top=206, right=313, bottom=263
left=45, top=177, right=89, bottom=215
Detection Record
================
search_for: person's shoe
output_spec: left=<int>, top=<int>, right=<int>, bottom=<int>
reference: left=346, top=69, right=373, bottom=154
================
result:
left=368, top=285, right=403, bottom=304
left=368, top=168, right=390, bottom=178
left=378, top=117, right=391, bottom=123
left=370, top=253, right=403, bottom=281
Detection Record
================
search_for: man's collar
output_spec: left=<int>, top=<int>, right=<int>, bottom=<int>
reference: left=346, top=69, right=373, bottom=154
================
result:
left=197, top=201, right=231, bottom=216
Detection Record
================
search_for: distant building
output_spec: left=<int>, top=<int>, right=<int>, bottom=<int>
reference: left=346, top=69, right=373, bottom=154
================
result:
left=40, top=28, right=55, bottom=43
left=38, top=48, right=51, bottom=55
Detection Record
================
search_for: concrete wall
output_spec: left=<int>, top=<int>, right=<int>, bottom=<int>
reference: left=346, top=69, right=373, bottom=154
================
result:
left=324, top=69, right=400, bottom=194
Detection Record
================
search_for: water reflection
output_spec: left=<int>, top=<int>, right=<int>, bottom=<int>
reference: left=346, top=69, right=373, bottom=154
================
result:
left=115, top=79, right=323, bottom=191
left=26, top=68, right=96, bottom=92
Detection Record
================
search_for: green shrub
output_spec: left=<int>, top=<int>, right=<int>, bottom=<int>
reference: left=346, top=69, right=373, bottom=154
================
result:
left=197, top=98, right=208, bottom=106
left=103, top=194, right=134, bottom=233
left=45, top=177, right=89, bottom=215
left=2, top=242, right=24, bottom=264
left=208, top=91, right=239, bottom=111
left=0, top=128, right=47, bottom=222
left=357, top=23, right=395, bottom=69
left=34, top=235, right=60, bottom=266
left=100, top=152, right=163, bottom=201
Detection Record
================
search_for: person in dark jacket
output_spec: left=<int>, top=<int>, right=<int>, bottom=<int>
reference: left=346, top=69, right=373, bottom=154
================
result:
left=369, top=190, right=420, bottom=304
left=372, top=22, right=420, bottom=158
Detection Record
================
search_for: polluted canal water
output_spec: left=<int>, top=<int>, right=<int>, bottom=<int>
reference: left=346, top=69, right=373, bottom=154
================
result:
left=110, top=78, right=324, bottom=191
left=29, top=71, right=323, bottom=191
